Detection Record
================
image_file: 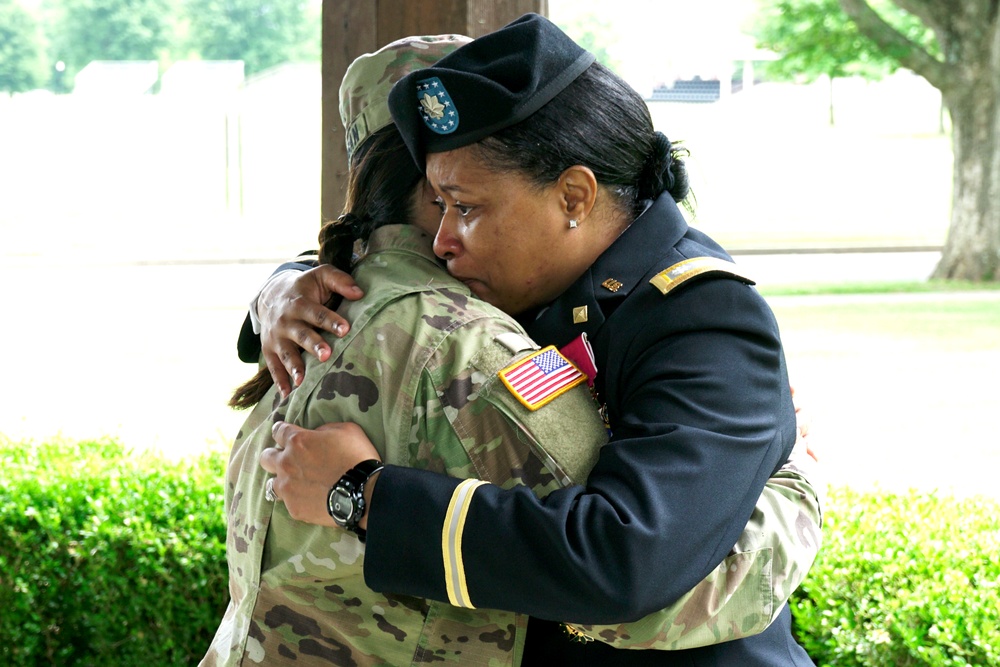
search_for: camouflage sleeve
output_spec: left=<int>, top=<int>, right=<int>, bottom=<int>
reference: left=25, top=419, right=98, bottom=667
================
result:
left=564, top=441, right=824, bottom=650
left=408, top=324, right=603, bottom=497
left=397, top=321, right=608, bottom=664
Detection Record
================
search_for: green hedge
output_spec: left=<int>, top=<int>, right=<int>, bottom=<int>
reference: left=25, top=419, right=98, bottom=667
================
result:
left=0, top=438, right=228, bottom=666
left=2, top=438, right=999, bottom=665
left=792, top=487, right=1000, bottom=667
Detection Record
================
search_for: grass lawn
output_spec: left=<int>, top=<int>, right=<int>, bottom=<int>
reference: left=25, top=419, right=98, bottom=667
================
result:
left=767, top=288, right=1000, bottom=498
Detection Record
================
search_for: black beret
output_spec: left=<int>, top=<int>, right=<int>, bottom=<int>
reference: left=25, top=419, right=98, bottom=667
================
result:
left=388, top=13, right=596, bottom=169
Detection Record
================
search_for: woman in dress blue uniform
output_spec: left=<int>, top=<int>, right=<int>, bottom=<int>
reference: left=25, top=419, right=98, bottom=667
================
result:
left=259, top=13, right=816, bottom=665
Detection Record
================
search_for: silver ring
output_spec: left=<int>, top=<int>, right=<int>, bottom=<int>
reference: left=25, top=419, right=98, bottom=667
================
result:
left=265, top=477, right=277, bottom=503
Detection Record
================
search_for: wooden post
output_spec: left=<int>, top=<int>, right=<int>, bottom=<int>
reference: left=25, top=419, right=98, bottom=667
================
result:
left=321, top=0, right=547, bottom=224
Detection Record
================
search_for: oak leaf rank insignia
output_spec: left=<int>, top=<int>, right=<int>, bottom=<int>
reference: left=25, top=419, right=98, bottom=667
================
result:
left=416, top=77, right=458, bottom=135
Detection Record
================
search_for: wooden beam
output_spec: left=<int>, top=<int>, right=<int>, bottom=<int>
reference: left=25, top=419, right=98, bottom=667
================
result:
left=320, top=0, right=547, bottom=225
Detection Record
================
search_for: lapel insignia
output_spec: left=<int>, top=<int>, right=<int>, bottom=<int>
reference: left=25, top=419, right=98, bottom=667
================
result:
left=601, top=278, right=623, bottom=292
left=572, top=305, right=588, bottom=324
left=416, top=77, right=458, bottom=135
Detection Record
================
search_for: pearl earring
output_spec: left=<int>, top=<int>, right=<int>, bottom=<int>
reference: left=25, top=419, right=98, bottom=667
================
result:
left=568, top=219, right=578, bottom=229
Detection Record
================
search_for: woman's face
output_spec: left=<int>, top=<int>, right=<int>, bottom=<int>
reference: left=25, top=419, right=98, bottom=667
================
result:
left=426, top=146, right=597, bottom=315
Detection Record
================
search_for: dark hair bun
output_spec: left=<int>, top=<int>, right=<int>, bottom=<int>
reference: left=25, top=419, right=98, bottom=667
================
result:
left=638, top=132, right=689, bottom=203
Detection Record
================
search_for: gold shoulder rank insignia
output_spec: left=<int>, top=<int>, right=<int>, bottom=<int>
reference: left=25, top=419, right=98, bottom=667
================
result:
left=649, top=257, right=754, bottom=296
left=498, top=346, right=586, bottom=411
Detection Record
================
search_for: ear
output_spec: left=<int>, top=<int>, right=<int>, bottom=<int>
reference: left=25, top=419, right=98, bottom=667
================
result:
left=557, top=165, right=598, bottom=221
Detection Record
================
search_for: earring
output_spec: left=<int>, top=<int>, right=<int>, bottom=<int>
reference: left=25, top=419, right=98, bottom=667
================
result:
left=568, top=219, right=578, bottom=229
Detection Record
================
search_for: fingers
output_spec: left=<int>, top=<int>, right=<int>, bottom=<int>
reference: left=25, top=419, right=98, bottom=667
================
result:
left=271, top=420, right=304, bottom=449
left=259, top=444, right=282, bottom=474
left=300, top=266, right=364, bottom=340
left=261, top=422, right=298, bottom=496
left=274, top=340, right=307, bottom=388
left=263, top=351, right=293, bottom=398
left=806, top=442, right=819, bottom=463
left=284, top=313, right=336, bottom=360
left=318, top=265, right=364, bottom=302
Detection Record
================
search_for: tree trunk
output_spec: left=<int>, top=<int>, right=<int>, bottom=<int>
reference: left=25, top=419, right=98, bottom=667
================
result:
left=828, top=75, right=836, bottom=126
left=932, top=64, right=1000, bottom=280
left=838, top=0, right=1000, bottom=281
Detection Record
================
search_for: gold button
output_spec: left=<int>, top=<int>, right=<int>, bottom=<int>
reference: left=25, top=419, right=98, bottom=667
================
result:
left=572, top=306, right=588, bottom=324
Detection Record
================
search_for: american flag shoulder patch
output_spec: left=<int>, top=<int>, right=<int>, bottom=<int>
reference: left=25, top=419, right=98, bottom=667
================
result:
left=498, top=346, right=587, bottom=411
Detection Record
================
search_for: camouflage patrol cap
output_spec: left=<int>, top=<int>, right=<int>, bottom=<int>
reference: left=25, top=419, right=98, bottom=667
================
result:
left=340, top=34, right=472, bottom=160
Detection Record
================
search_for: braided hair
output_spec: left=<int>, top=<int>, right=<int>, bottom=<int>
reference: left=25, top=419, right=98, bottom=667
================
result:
left=229, top=126, right=422, bottom=409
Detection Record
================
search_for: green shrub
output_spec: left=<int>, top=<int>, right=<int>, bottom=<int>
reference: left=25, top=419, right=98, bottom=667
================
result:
left=792, top=486, right=1000, bottom=667
left=4, top=439, right=999, bottom=665
left=0, top=437, right=228, bottom=666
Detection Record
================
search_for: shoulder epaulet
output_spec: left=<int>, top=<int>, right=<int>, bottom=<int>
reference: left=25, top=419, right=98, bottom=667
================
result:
left=649, top=257, right=754, bottom=296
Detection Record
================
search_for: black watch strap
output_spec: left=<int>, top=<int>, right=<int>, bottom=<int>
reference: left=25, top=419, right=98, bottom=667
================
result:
left=328, top=459, right=384, bottom=542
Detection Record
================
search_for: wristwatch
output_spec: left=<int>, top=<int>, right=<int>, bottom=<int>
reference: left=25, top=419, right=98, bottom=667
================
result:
left=327, top=459, right=384, bottom=542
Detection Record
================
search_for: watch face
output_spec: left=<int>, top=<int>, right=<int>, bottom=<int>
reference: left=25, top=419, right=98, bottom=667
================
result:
left=329, top=487, right=354, bottom=524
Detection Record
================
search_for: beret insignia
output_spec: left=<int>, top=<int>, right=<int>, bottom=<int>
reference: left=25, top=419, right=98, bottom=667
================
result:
left=416, top=77, right=458, bottom=135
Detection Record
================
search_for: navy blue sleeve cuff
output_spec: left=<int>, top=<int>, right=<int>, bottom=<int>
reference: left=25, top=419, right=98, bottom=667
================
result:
left=363, top=465, right=462, bottom=603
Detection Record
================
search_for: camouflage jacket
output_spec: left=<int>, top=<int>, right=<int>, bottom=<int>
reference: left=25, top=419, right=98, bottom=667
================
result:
left=202, top=225, right=603, bottom=667
left=202, top=225, right=822, bottom=666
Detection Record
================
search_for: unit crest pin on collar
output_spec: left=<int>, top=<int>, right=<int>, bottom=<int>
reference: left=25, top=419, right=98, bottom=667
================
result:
left=601, top=278, right=623, bottom=293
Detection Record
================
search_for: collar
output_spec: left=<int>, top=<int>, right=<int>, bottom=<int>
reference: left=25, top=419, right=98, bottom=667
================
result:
left=363, top=224, right=441, bottom=263
left=524, top=193, right=689, bottom=348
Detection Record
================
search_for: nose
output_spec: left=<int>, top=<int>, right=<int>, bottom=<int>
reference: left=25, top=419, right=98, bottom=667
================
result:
left=433, top=212, right=462, bottom=260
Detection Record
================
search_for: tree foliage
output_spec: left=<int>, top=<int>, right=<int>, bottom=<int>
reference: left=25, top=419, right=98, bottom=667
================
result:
left=553, top=12, right=621, bottom=73
left=48, top=0, right=174, bottom=85
left=183, top=0, right=319, bottom=76
left=0, top=0, right=47, bottom=92
left=751, top=0, right=1000, bottom=282
left=752, top=0, right=919, bottom=82
left=16, top=0, right=318, bottom=89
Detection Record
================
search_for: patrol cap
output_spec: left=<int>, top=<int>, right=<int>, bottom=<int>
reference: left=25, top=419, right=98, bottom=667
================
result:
left=388, top=13, right=596, bottom=168
left=340, top=34, right=472, bottom=160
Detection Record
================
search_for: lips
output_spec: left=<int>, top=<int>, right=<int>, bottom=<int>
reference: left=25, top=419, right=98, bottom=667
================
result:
left=455, top=275, right=486, bottom=295
left=448, top=268, right=476, bottom=286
